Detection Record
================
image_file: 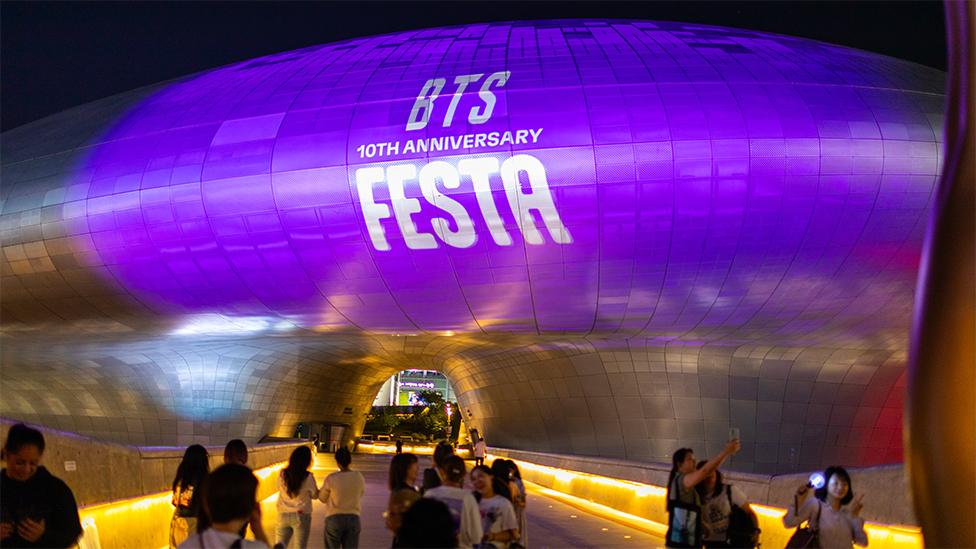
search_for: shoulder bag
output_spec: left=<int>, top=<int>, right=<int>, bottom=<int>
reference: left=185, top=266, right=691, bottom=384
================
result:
left=785, top=498, right=821, bottom=548
left=665, top=476, right=702, bottom=548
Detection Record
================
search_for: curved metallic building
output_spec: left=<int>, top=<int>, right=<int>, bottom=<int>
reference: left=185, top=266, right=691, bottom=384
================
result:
left=1, top=20, right=944, bottom=472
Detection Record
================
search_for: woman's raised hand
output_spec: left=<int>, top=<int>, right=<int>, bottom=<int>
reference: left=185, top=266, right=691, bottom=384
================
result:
left=795, top=483, right=812, bottom=507
left=724, top=438, right=741, bottom=456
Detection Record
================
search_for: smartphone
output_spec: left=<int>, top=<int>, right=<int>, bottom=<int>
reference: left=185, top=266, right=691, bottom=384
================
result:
left=729, top=427, right=740, bottom=440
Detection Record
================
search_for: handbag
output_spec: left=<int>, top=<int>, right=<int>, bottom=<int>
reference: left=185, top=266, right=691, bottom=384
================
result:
left=785, top=499, right=821, bottom=548
left=665, top=476, right=703, bottom=548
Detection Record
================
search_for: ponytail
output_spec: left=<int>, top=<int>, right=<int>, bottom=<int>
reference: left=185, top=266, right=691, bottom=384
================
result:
left=667, top=448, right=693, bottom=506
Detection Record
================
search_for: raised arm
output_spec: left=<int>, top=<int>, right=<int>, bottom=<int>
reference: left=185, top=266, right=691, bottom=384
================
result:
left=682, top=439, right=740, bottom=489
left=783, top=488, right=818, bottom=528
left=849, top=493, right=868, bottom=546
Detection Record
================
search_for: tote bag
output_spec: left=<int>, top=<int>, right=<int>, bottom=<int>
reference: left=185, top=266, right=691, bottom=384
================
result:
left=665, top=476, right=702, bottom=548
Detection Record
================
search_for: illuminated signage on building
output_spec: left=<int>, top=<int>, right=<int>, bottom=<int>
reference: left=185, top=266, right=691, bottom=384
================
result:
left=400, top=381, right=436, bottom=389
left=71, top=20, right=943, bottom=336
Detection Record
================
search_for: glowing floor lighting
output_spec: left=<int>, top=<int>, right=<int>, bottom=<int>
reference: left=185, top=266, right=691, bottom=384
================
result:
left=77, top=460, right=287, bottom=548
left=487, top=453, right=922, bottom=549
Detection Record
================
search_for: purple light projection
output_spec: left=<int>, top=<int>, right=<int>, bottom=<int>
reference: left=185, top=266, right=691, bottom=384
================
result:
left=70, top=20, right=944, bottom=337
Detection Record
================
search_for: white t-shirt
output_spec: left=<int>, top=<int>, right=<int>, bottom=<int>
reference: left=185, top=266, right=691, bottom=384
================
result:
left=474, top=441, right=487, bottom=458
left=424, top=485, right=484, bottom=548
left=277, top=470, right=318, bottom=514
left=784, top=498, right=869, bottom=548
left=319, top=470, right=366, bottom=516
left=701, top=484, right=749, bottom=542
left=177, top=528, right=269, bottom=549
left=478, top=495, right=518, bottom=549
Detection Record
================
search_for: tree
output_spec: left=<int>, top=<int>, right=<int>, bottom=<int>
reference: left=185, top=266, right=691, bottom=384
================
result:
left=363, top=407, right=399, bottom=434
left=412, top=390, right=450, bottom=440
left=415, top=390, right=445, bottom=407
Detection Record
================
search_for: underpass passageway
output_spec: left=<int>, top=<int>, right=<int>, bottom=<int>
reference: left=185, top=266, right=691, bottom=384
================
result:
left=255, top=452, right=662, bottom=548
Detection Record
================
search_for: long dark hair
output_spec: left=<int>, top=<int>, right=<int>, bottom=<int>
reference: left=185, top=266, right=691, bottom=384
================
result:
left=471, top=464, right=511, bottom=501
left=432, top=442, right=454, bottom=469
left=389, top=452, right=419, bottom=491
left=506, top=460, right=522, bottom=480
left=666, top=448, right=693, bottom=504
left=490, top=460, right=515, bottom=502
left=816, top=466, right=854, bottom=505
left=173, top=444, right=210, bottom=492
left=283, top=446, right=312, bottom=497
left=490, top=459, right=512, bottom=481
left=695, top=459, right=725, bottom=498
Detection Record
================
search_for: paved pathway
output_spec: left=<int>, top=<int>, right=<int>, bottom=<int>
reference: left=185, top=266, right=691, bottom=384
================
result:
left=256, top=452, right=663, bottom=548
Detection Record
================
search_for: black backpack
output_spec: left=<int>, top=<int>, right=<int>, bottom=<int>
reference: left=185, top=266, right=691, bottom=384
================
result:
left=725, top=485, right=760, bottom=548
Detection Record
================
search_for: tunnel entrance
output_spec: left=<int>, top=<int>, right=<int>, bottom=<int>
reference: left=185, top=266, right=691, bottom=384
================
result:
left=364, top=369, right=465, bottom=445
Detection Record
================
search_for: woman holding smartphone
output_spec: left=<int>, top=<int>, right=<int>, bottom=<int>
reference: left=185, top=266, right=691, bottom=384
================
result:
left=665, top=438, right=741, bottom=547
left=1, top=424, right=81, bottom=548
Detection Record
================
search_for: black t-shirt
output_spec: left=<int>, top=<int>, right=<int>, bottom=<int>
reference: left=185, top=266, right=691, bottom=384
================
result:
left=1, top=467, right=82, bottom=548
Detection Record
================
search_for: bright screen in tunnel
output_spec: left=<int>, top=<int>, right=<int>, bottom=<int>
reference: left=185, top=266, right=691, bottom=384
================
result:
left=73, top=20, right=943, bottom=338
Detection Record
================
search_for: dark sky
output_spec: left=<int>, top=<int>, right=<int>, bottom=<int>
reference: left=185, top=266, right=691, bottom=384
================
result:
left=1, top=1, right=947, bottom=132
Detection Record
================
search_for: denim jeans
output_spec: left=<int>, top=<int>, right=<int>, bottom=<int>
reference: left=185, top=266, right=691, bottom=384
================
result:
left=325, top=514, right=361, bottom=548
left=276, top=511, right=312, bottom=549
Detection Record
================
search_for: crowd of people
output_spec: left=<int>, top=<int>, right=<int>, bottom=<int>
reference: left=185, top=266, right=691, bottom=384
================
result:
left=664, top=438, right=869, bottom=549
left=384, top=441, right=527, bottom=548
left=167, top=437, right=529, bottom=549
left=1, top=422, right=872, bottom=549
left=166, top=440, right=367, bottom=549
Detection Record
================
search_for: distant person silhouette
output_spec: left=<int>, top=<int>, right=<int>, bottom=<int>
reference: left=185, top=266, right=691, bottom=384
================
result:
left=473, top=438, right=487, bottom=467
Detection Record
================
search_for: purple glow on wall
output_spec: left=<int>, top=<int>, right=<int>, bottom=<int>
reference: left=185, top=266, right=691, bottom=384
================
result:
left=70, top=20, right=944, bottom=337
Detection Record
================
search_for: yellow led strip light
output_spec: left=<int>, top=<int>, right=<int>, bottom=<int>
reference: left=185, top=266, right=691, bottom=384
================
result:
left=488, top=453, right=923, bottom=549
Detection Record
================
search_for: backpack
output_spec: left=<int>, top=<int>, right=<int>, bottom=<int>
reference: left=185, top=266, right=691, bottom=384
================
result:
left=725, top=485, right=760, bottom=548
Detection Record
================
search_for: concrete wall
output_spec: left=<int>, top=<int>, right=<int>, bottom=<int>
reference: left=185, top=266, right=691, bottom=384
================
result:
left=0, top=335, right=382, bottom=449
left=3, top=333, right=912, bottom=476
left=1, top=419, right=303, bottom=505
left=490, top=447, right=917, bottom=526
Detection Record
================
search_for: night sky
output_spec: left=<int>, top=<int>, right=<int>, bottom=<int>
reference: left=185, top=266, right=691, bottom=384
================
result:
left=1, top=1, right=947, bottom=132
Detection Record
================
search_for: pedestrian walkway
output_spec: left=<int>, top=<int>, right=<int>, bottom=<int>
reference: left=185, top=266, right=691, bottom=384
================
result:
left=254, top=451, right=663, bottom=548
